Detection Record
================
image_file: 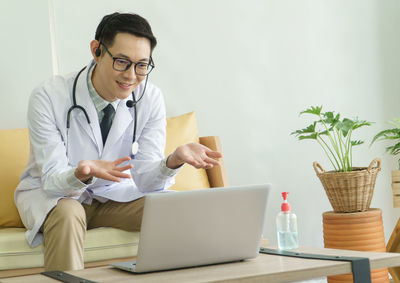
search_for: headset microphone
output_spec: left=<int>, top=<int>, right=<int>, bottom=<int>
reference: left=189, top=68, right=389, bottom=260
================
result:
left=126, top=100, right=136, bottom=108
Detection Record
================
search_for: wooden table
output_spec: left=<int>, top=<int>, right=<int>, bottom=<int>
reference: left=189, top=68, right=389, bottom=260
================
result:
left=2, top=247, right=400, bottom=283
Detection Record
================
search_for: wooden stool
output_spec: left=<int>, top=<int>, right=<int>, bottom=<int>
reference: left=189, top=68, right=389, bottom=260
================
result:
left=386, top=217, right=400, bottom=282
left=323, top=208, right=389, bottom=283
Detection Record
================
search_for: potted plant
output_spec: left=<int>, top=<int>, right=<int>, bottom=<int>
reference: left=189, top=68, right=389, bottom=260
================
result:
left=291, top=106, right=381, bottom=212
left=371, top=118, right=400, bottom=207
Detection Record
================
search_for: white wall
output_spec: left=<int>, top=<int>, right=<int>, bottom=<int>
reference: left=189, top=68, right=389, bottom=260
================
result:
left=0, top=0, right=53, bottom=129
left=2, top=0, right=400, bottom=248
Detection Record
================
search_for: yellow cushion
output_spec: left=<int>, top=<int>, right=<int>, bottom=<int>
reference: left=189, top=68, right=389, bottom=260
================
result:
left=165, top=112, right=210, bottom=191
left=0, top=129, right=28, bottom=227
left=0, top=112, right=209, bottom=228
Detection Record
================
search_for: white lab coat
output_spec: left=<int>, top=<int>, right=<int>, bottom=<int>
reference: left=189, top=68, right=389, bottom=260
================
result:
left=15, top=61, right=176, bottom=247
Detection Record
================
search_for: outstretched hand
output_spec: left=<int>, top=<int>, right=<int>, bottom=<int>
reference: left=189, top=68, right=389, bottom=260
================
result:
left=167, top=143, right=223, bottom=169
left=75, top=156, right=133, bottom=183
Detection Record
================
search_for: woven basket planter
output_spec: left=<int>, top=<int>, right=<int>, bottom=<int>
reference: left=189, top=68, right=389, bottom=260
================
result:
left=313, top=158, right=381, bottom=213
left=392, top=170, right=400, bottom=208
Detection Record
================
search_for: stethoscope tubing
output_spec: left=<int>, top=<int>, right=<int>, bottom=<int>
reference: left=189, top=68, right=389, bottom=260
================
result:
left=66, top=65, right=148, bottom=155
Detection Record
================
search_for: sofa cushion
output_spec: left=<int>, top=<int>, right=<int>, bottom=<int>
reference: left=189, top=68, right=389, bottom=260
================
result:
left=165, top=112, right=210, bottom=191
left=0, top=129, right=28, bottom=227
left=0, top=112, right=209, bottom=227
left=0, top=227, right=139, bottom=270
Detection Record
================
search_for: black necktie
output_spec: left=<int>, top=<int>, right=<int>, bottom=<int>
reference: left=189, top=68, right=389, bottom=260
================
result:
left=100, top=104, right=115, bottom=144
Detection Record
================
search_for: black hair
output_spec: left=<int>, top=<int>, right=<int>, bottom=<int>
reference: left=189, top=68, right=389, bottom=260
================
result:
left=95, top=12, right=157, bottom=51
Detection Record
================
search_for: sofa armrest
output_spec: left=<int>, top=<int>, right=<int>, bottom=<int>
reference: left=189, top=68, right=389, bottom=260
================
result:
left=199, top=136, right=229, bottom=188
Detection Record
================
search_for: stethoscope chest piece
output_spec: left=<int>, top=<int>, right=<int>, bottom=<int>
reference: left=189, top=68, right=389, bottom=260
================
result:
left=131, top=141, right=139, bottom=155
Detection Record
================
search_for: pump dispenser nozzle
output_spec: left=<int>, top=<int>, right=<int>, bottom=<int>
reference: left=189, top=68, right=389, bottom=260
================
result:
left=281, top=192, right=290, bottom=212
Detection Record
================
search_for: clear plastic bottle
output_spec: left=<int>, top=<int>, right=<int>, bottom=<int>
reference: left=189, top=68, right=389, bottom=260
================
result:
left=276, top=192, right=299, bottom=250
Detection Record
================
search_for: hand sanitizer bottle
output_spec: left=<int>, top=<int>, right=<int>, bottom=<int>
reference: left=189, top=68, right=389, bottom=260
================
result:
left=276, top=192, right=299, bottom=250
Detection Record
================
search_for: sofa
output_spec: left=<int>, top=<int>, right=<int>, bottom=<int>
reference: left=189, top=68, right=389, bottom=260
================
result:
left=0, top=112, right=228, bottom=278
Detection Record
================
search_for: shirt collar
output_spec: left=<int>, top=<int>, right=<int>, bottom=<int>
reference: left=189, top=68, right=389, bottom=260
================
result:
left=87, top=63, right=120, bottom=114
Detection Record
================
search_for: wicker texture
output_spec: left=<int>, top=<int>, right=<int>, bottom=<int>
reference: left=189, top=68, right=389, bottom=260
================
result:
left=314, top=159, right=381, bottom=213
left=392, top=170, right=400, bottom=208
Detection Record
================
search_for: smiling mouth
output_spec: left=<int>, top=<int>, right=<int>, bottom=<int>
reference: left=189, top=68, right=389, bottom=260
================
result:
left=116, top=81, right=135, bottom=89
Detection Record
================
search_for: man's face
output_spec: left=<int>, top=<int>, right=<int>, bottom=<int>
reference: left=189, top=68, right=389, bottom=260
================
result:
left=92, top=32, right=151, bottom=102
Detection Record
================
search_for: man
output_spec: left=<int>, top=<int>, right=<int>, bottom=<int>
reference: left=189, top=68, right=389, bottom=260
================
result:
left=15, top=12, right=222, bottom=271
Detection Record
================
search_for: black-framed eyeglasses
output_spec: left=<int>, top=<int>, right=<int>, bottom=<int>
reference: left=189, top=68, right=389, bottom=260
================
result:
left=100, top=42, right=155, bottom=76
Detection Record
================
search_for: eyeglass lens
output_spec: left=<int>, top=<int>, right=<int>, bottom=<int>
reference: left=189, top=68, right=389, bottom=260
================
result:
left=113, top=59, right=152, bottom=75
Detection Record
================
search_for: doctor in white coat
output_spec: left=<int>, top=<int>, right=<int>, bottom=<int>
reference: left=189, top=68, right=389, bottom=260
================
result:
left=15, top=12, right=222, bottom=271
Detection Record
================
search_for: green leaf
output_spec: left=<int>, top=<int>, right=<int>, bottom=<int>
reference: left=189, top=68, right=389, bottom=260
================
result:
left=334, top=113, right=341, bottom=124
left=337, top=118, right=354, bottom=137
left=371, top=128, right=400, bottom=144
left=298, top=133, right=318, bottom=140
left=319, top=129, right=331, bottom=136
left=387, top=143, right=400, bottom=155
left=300, top=106, right=322, bottom=116
left=352, top=119, right=372, bottom=130
left=351, top=140, right=364, bottom=146
left=323, top=112, right=338, bottom=122
left=324, top=112, right=334, bottom=120
left=320, top=112, right=340, bottom=129
left=291, top=122, right=316, bottom=136
left=387, top=118, right=400, bottom=128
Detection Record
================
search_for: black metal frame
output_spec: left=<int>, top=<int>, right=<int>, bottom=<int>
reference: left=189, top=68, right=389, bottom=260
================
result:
left=259, top=247, right=372, bottom=283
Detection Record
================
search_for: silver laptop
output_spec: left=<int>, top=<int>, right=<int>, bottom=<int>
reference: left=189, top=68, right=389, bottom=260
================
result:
left=110, top=183, right=271, bottom=273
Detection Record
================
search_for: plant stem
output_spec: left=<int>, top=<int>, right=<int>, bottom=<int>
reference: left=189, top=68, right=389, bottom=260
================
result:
left=335, top=128, right=346, bottom=171
left=347, top=129, right=353, bottom=171
left=318, top=135, right=341, bottom=170
left=338, top=129, right=348, bottom=171
left=319, top=115, right=342, bottom=170
left=349, top=130, right=353, bottom=171
left=317, top=137, right=339, bottom=171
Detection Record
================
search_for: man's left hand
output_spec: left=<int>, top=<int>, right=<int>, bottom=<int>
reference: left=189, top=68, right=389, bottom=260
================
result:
left=166, top=143, right=223, bottom=169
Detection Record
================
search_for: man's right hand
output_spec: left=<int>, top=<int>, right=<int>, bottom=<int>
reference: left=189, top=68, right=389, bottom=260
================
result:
left=74, top=156, right=133, bottom=183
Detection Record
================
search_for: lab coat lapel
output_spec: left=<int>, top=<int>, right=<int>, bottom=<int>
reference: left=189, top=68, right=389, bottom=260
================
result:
left=103, top=101, right=133, bottom=153
left=73, top=65, right=103, bottom=153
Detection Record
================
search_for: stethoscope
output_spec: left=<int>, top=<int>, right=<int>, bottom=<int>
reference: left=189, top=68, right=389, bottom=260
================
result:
left=66, top=65, right=149, bottom=157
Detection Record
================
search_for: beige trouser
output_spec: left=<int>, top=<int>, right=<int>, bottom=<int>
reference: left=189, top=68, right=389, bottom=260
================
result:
left=40, top=197, right=145, bottom=271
